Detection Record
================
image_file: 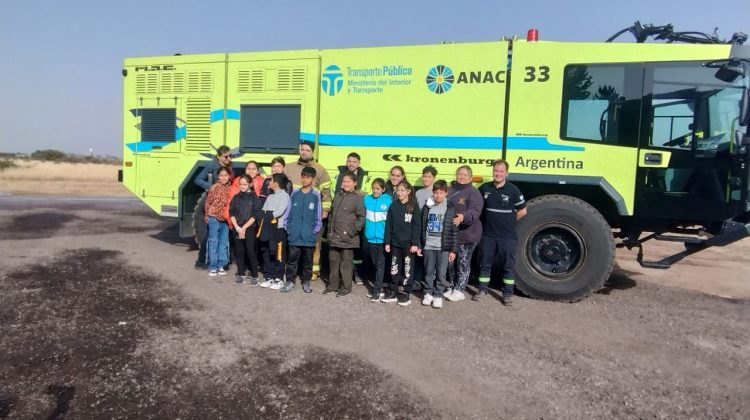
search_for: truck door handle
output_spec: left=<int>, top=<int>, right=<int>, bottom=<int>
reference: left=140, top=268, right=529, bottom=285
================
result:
left=644, top=153, right=662, bottom=164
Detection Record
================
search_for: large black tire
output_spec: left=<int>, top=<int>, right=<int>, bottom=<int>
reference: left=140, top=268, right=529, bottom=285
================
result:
left=515, top=195, right=614, bottom=302
left=193, top=192, right=207, bottom=249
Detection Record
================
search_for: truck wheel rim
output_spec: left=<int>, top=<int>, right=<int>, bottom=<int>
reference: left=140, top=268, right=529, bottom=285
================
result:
left=526, top=223, right=585, bottom=279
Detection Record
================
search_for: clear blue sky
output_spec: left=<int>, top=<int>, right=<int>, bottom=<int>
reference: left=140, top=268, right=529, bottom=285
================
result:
left=0, top=0, right=747, bottom=157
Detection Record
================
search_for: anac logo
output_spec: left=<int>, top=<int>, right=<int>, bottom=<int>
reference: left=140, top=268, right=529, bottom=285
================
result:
left=426, top=65, right=454, bottom=94
left=321, top=65, right=344, bottom=96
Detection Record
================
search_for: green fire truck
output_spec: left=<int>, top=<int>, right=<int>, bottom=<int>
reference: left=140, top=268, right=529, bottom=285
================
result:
left=121, top=22, right=750, bottom=301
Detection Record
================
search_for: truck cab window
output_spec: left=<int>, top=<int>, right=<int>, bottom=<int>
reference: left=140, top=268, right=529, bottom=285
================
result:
left=560, top=64, right=641, bottom=146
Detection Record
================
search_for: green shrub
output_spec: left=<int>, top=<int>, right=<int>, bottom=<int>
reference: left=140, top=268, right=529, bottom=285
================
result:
left=31, top=149, right=67, bottom=162
left=0, top=158, right=17, bottom=171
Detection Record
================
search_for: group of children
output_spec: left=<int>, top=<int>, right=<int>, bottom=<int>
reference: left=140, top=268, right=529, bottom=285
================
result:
left=203, top=156, right=526, bottom=308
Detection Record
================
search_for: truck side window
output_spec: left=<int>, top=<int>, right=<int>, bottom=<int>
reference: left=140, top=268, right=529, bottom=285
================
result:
left=139, top=108, right=177, bottom=142
left=240, top=105, right=301, bottom=153
left=560, top=64, right=641, bottom=147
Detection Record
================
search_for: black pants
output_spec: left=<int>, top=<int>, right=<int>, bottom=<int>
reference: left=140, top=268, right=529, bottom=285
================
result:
left=389, top=246, right=415, bottom=294
left=233, top=231, right=258, bottom=277
left=479, top=237, right=517, bottom=297
left=286, top=245, right=314, bottom=285
left=261, top=228, right=287, bottom=280
left=364, top=241, right=386, bottom=295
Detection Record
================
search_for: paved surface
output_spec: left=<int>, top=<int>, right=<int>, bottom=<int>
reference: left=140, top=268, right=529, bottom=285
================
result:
left=1, top=196, right=749, bottom=419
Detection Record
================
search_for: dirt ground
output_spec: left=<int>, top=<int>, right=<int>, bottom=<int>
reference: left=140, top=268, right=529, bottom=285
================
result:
left=1, top=195, right=749, bottom=419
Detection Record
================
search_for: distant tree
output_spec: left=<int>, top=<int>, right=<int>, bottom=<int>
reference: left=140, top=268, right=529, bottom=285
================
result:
left=31, top=149, right=67, bottom=162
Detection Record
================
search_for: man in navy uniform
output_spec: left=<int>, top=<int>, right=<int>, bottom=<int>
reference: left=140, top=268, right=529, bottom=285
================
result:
left=474, top=159, right=527, bottom=305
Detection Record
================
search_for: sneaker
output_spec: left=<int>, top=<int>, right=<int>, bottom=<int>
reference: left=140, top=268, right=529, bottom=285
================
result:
left=336, top=290, right=351, bottom=297
left=234, top=274, right=245, bottom=285
left=280, top=281, right=295, bottom=293
left=443, top=288, right=454, bottom=300
left=218, top=268, right=228, bottom=276
left=432, top=298, right=443, bottom=309
left=380, top=291, right=398, bottom=303
left=500, top=295, right=513, bottom=306
left=208, top=270, right=218, bottom=277
left=322, top=288, right=337, bottom=295
left=302, top=281, right=312, bottom=293
left=368, top=292, right=385, bottom=302
left=397, top=293, right=411, bottom=307
left=472, top=290, right=487, bottom=301
left=354, top=274, right=364, bottom=285
left=421, top=293, right=434, bottom=306
left=247, top=277, right=259, bottom=286
left=260, top=278, right=273, bottom=288
left=194, top=260, right=207, bottom=270
left=446, top=290, right=465, bottom=302
left=270, top=279, right=284, bottom=290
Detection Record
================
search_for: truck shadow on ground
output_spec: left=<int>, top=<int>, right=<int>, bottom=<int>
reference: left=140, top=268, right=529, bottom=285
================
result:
left=597, top=264, right=638, bottom=295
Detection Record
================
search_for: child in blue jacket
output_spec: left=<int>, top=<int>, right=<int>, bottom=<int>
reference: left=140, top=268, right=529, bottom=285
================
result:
left=363, top=178, right=392, bottom=301
left=281, top=166, right=322, bottom=293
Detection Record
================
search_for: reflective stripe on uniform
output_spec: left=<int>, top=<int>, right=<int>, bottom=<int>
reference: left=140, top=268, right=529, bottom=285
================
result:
left=503, top=278, right=515, bottom=285
left=479, top=276, right=491, bottom=284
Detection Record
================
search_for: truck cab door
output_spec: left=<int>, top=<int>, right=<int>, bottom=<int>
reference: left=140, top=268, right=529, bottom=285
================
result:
left=635, top=61, right=746, bottom=223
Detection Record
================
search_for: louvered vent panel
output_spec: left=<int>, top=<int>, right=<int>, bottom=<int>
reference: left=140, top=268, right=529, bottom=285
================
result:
left=237, top=70, right=250, bottom=92
left=277, top=69, right=291, bottom=91
left=187, top=71, right=213, bottom=93
left=187, top=72, right=200, bottom=93
left=146, top=73, right=159, bottom=94
left=200, top=71, right=213, bottom=93
left=161, top=73, right=173, bottom=93
left=185, top=98, right=211, bottom=152
left=277, top=68, right=307, bottom=92
left=251, top=70, right=265, bottom=92
left=291, top=68, right=307, bottom=91
left=136, top=74, right=147, bottom=94
left=173, top=72, right=185, bottom=93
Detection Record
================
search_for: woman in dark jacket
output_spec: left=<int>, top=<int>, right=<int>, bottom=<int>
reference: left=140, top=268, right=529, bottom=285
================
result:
left=445, top=165, right=484, bottom=302
left=325, top=171, right=366, bottom=297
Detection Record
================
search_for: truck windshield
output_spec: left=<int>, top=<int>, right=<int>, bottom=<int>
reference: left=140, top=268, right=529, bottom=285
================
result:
left=650, top=62, right=746, bottom=154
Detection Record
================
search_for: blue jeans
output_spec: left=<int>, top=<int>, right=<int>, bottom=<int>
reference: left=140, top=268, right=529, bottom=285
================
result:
left=207, top=217, right=229, bottom=271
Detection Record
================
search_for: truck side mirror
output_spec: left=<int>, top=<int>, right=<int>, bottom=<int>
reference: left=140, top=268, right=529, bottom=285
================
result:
left=740, top=87, right=749, bottom=127
left=736, top=130, right=750, bottom=147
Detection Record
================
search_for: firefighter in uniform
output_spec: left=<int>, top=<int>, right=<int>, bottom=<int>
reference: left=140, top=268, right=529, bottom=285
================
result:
left=284, top=140, right=332, bottom=280
left=475, top=159, right=527, bottom=305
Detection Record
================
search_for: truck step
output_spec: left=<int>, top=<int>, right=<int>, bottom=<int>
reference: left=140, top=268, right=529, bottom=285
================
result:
left=638, top=260, right=672, bottom=269
left=653, top=235, right=703, bottom=244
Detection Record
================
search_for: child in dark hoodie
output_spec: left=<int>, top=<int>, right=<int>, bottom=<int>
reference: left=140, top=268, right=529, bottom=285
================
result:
left=229, top=175, right=262, bottom=286
left=383, top=179, right=422, bottom=307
